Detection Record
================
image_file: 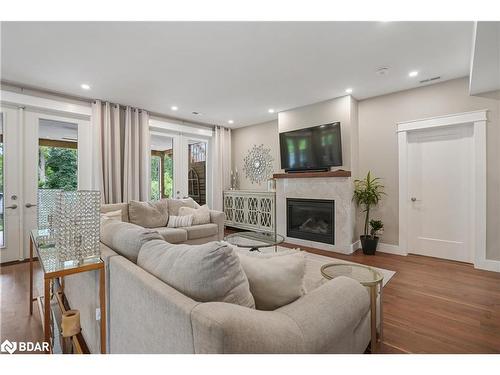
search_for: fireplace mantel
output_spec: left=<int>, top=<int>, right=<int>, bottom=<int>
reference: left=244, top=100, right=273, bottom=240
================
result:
left=273, top=170, right=351, bottom=179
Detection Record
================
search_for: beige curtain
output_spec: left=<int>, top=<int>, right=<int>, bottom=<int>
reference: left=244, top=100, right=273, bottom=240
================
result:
left=212, top=126, right=232, bottom=211
left=92, top=100, right=150, bottom=204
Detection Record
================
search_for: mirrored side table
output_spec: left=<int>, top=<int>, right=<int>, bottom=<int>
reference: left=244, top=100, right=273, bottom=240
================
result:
left=29, top=229, right=106, bottom=354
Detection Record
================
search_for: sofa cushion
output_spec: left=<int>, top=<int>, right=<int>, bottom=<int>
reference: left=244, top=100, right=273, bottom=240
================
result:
left=184, top=223, right=218, bottom=240
left=138, top=240, right=255, bottom=308
left=101, top=220, right=163, bottom=263
left=101, top=209, right=122, bottom=221
left=154, top=227, right=188, bottom=244
left=237, top=251, right=306, bottom=310
left=129, top=199, right=169, bottom=228
left=178, top=205, right=211, bottom=225
left=101, top=203, right=129, bottom=222
left=167, top=198, right=199, bottom=216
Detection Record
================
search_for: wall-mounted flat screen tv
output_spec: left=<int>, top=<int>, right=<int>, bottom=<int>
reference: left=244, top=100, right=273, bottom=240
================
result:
left=279, top=122, right=342, bottom=171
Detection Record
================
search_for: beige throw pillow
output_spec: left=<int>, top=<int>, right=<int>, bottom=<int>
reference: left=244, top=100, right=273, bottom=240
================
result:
left=167, top=215, right=194, bottom=228
left=167, top=197, right=199, bottom=216
left=238, top=251, right=306, bottom=310
left=128, top=199, right=169, bottom=228
left=100, top=209, right=122, bottom=221
left=138, top=240, right=255, bottom=308
left=178, top=205, right=210, bottom=225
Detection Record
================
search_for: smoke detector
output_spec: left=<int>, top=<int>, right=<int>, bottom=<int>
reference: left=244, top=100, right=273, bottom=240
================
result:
left=376, top=67, right=390, bottom=76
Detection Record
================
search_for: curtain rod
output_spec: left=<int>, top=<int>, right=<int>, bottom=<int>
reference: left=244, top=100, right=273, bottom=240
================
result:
left=1, top=79, right=216, bottom=130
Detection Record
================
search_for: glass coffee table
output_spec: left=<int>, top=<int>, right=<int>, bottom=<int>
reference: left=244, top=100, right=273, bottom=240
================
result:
left=321, top=263, right=384, bottom=353
left=224, top=231, right=285, bottom=252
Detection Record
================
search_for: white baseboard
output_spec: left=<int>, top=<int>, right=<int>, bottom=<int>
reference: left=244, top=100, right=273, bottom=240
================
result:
left=474, top=259, right=500, bottom=272
left=376, top=242, right=407, bottom=256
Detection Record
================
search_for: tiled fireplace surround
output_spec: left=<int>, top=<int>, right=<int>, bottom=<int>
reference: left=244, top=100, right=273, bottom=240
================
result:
left=276, top=176, right=357, bottom=254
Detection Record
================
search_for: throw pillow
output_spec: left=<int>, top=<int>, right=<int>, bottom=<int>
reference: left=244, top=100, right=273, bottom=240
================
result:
left=138, top=240, right=255, bottom=308
left=167, top=215, right=194, bottom=228
left=128, top=199, right=169, bottom=228
left=101, top=220, right=163, bottom=263
left=166, top=197, right=199, bottom=216
left=100, top=209, right=122, bottom=221
left=178, top=205, right=210, bottom=225
left=237, top=251, right=306, bottom=310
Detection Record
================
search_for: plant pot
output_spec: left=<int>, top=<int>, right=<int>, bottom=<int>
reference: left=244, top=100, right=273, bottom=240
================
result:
left=360, top=235, right=379, bottom=255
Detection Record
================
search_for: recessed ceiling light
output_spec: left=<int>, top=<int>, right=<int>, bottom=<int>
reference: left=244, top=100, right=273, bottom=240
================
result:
left=171, top=106, right=178, bottom=111
left=80, top=83, right=91, bottom=90
left=268, top=108, right=275, bottom=113
left=228, top=120, right=234, bottom=124
left=409, top=71, right=419, bottom=77
left=345, top=88, right=353, bottom=94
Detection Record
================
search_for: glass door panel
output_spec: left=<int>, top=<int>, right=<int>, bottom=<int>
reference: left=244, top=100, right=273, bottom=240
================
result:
left=187, top=141, right=207, bottom=205
left=150, top=134, right=175, bottom=200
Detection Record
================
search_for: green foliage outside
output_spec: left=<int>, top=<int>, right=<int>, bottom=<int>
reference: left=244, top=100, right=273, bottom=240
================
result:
left=151, top=156, right=160, bottom=201
left=151, top=154, right=173, bottom=201
left=38, top=146, right=78, bottom=191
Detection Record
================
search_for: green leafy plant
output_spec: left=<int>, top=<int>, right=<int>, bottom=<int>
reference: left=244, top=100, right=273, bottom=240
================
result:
left=369, top=219, right=384, bottom=238
left=353, top=171, right=385, bottom=238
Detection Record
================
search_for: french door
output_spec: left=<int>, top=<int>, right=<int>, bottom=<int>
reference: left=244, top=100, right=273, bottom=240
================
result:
left=150, top=121, right=211, bottom=206
left=0, top=105, right=91, bottom=263
left=0, top=106, right=22, bottom=263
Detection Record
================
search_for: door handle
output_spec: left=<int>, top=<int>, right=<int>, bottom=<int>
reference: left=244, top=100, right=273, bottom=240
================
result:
left=5, top=204, right=18, bottom=209
left=411, top=197, right=421, bottom=202
left=25, top=203, right=37, bottom=208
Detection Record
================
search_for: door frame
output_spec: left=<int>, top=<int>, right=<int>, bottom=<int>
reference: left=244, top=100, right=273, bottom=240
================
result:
left=397, top=110, right=491, bottom=271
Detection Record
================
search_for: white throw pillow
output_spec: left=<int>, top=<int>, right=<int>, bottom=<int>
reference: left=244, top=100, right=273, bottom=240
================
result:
left=138, top=240, right=255, bottom=308
left=238, top=251, right=306, bottom=310
left=167, top=214, right=194, bottom=228
left=178, top=205, right=210, bottom=225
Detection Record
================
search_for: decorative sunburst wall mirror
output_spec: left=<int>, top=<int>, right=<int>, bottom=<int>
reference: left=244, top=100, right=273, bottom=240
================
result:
left=243, top=144, right=274, bottom=184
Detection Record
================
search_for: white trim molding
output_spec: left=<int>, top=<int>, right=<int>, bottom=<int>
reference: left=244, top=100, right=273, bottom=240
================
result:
left=377, top=243, right=406, bottom=256
left=0, top=90, right=91, bottom=119
left=397, top=110, right=493, bottom=271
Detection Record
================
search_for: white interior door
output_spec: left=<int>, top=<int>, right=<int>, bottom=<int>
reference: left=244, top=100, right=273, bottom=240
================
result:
left=0, top=106, right=22, bottom=263
left=407, top=124, right=473, bottom=263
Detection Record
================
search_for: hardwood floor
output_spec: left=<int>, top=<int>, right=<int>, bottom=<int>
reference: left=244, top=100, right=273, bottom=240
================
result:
left=2, top=247, right=500, bottom=354
left=0, top=261, right=44, bottom=354
left=283, top=244, right=500, bottom=353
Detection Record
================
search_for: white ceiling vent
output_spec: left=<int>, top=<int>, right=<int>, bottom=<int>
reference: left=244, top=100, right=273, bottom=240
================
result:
left=419, top=76, right=441, bottom=84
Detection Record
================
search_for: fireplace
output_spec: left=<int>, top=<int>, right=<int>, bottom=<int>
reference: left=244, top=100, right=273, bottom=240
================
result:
left=286, top=198, right=335, bottom=245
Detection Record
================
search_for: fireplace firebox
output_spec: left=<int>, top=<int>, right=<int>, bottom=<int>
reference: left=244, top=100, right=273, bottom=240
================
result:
left=286, top=198, right=335, bottom=245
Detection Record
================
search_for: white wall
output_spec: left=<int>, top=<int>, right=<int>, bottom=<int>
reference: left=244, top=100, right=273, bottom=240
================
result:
left=358, top=77, right=500, bottom=260
left=231, top=120, right=280, bottom=191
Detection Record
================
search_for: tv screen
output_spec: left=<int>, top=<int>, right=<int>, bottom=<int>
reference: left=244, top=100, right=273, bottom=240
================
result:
left=279, top=122, right=342, bottom=171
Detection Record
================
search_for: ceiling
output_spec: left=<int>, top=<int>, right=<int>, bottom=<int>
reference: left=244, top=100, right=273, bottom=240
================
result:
left=1, top=21, right=474, bottom=128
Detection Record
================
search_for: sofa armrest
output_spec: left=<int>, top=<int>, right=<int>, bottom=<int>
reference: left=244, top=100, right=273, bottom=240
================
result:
left=191, top=276, right=370, bottom=353
left=277, top=276, right=370, bottom=353
left=209, top=210, right=225, bottom=240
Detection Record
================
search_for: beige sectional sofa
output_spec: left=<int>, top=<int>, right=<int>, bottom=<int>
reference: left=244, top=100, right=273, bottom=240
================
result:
left=64, top=200, right=372, bottom=354
left=100, top=200, right=225, bottom=244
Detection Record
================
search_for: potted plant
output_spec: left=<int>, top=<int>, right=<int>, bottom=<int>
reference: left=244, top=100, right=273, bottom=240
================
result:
left=353, top=171, right=385, bottom=255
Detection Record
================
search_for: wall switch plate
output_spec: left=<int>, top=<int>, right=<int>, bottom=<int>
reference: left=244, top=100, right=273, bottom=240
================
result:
left=95, top=308, right=101, bottom=321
